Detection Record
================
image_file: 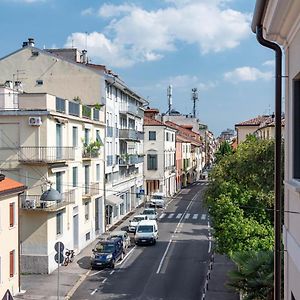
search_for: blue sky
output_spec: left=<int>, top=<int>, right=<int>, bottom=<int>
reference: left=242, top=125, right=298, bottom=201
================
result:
left=0, top=0, right=275, bottom=135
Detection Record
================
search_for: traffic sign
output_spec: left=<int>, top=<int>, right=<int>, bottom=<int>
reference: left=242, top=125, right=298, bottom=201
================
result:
left=2, top=289, right=13, bottom=300
left=54, top=253, right=64, bottom=264
left=54, top=241, right=64, bottom=253
left=140, top=189, right=145, bottom=195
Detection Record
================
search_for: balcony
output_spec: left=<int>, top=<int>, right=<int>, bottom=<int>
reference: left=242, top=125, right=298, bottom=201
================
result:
left=20, top=189, right=76, bottom=212
left=119, top=154, right=138, bottom=166
left=119, top=103, right=143, bottom=118
left=119, top=129, right=143, bottom=141
left=82, top=182, right=100, bottom=198
left=19, top=147, right=75, bottom=164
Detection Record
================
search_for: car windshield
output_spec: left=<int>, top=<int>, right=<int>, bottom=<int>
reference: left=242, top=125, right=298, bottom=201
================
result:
left=137, top=225, right=154, bottom=233
left=152, top=195, right=162, bottom=199
left=111, top=234, right=123, bottom=240
left=143, top=210, right=155, bottom=215
left=95, top=243, right=115, bottom=253
left=132, top=217, right=144, bottom=222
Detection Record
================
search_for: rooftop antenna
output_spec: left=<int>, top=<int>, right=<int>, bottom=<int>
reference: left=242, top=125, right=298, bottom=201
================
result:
left=167, top=85, right=172, bottom=115
left=192, top=88, right=198, bottom=118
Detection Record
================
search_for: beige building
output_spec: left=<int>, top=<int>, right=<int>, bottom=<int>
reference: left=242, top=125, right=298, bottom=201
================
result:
left=0, top=88, right=105, bottom=273
left=0, top=175, right=26, bottom=297
left=144, top=109, right=176, bottom=197
left=255, top=118, right=285, bottom=140
left=252, top=1, right=300, bottom=299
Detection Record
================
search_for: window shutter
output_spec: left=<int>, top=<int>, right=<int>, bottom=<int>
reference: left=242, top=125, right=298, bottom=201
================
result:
left=154, top=155, right=158, bottom=170
left=9, top=203, right=14, bottom=227
left=9, top=250, right=14, bottom=277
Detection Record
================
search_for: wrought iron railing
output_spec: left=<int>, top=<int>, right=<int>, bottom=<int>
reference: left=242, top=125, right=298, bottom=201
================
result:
left=82, top=182, right=100, bottom=197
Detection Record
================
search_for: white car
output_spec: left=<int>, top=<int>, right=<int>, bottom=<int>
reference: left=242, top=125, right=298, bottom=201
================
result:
left=109, top=230, right=131, bottom=249
left=149, top=192, right=165, bottom=208
left=135, top=220, right=158, bottom=245
left=128, top=215, right=148, bottom=232
left=141, top=208, right=158, bottom=220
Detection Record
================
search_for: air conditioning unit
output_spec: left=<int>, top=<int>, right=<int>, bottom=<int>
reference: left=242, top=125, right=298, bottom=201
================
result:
left=29, top=116, right=42, bottom=126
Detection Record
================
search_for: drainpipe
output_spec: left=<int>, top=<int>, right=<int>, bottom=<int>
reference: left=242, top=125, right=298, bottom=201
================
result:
left=256, top=25, right=282, bottom=300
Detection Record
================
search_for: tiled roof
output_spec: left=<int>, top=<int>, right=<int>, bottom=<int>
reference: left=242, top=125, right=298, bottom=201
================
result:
left=0, top=176, right=26, bottom=196
left=235, top=115, right=273, bottom=127
left=144, top=116, right=165, bottom=126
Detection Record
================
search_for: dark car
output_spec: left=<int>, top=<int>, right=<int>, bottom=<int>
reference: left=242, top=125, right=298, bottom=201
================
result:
left=91, top=237, right=124, bottom=269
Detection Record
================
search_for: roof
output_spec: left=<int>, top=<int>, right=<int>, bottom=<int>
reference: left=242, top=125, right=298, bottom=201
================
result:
left=144, top=116, right=165, bottom=126
left=0, top=176, right=26, bottom=197
left=235, top=115, right=272, bottom=127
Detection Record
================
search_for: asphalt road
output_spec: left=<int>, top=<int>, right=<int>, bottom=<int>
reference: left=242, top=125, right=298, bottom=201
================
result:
left=72, top=181, right=211, bottom=300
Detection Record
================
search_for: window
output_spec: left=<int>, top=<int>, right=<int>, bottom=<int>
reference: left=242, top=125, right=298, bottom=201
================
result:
left=56, top=172, right=62, bottom=193
left=294, top=79, right=300, bottom=178
left=86, top=232, right=91, bottom=241
left=72, top=167, right=78, bottom=187
left=147, top=154, right=158, bottom=170
left=9, top=250, right=15, bottom=277
left=166, top=132, right=169, bottom=141
left=149, top=131, right=156, bottom=141
left=85, top=202, right=90, bottom=221
left=56, top=212, right=63, bottom=235
left=96, top=164, right=100, bottom=181
left=96, top=130, right=101, bottom=143
left=36, top=79, right=43, bottom=85
left=72, top=127, right=78, bottom=147
left=9, top=202, right=15, bottom=227
left=84, top=128, right=90, bottom=145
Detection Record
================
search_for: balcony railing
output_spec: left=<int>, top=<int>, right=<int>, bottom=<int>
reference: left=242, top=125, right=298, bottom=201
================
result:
left=119, top=129, right=143, bottom=141
left=19, top=147, right=75, bottom=163
left=82, top=182, right=100, bottom=197
left=56, top=97, right=66, bottom=113
left=107, top=126, right=113, bottom=138
left=20, top=189, right=76, bottom=211
left=93, top=109, right=100, bottom=121
left=82, top=149, right=99, bottom=159
left=119, top=154, right=138, bottom=166
left=69, top=101, right=80, bottom=117
left=119, top=103, right=143, bottom=118
left=82, top=105, right=92, bottom=119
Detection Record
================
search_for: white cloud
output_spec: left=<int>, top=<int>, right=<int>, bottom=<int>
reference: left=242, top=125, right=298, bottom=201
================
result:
left=81, top=8, right=94, bottom=16
left=263, top=60, right=275, bottom=67
left=224, top=66, right=273, bottom=83
left=66, top=1, right=250, bottom=68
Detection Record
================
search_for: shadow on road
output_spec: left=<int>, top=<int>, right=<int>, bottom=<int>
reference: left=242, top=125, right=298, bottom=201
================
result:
left=77, top=256, right=91, bottom=270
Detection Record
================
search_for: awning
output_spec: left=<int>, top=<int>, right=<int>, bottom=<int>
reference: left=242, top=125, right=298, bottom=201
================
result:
left=106, top=194, right=123, bottom=206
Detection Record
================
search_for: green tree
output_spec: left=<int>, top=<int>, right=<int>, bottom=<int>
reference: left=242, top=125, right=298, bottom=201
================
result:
left=215, top=141, right=233, bottom=162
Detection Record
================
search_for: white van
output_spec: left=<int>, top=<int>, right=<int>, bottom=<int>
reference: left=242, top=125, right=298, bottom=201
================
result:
left=134, top=220, right=158, bottom=245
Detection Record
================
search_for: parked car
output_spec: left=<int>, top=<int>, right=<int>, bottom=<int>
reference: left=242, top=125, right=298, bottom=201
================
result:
left=128, top=215, right=148, bottom=233
left=141, top=208, right=158, bottom=220
left=91, top=237, right=124, bottom=269
left=109, top=230, right=131, bottom=249
left=135, top=220, right=158, bottom=245
left=149, top=192, right=165, bottom=208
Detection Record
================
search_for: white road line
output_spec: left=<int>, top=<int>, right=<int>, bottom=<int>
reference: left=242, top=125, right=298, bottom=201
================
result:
left=185, top=213, right=190, bottom=219
left=90, top=288, right=98, bottom=295
left=109, top=270, right=114, bottom=275
left=156, top=190, right=202, bottom=274
left=192, top=214, right=198, bottom=219
left=176, top=213, right=182, bottom=219
left=201, top=214, right=206, bottom=220
left=208, top=240, right=212, bottom=253
left=159, top=213, right=166, bottom=219
left=197, top=183, right=201, bottom=186
left=116, top=246, right=136, bottom=267
left=89, top=270, right=102, bottom=277
left=168, top=213, right=174, bottom=219
left=102, top=278, right=107, bottom=283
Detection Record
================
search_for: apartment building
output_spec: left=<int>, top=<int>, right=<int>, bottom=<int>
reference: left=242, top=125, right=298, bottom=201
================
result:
left=0, top=175, right=26, bottom=297
left=252, top=1, right=300, bottom=299
left=0, top=39, right=146, bottom=229
left=0, top=87, right=105, bottom=273
left=144, top=109, right=176, bottom=197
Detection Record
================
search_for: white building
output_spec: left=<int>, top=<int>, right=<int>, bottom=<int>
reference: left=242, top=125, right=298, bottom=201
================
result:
left=0, top=39, right=146, bottom=229
left=0, top=88, right=105, bottom=273
left=144, top=109, right=176, bottom=197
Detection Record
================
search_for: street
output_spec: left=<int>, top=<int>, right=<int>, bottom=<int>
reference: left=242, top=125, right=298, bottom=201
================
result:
left=72, top=181, right=211, bottom=300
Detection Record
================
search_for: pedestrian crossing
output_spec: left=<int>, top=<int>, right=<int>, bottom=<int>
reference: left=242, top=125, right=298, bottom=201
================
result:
left=196, top=182, right=209, bottom=186
left=159, top=212, right=207, bottom=221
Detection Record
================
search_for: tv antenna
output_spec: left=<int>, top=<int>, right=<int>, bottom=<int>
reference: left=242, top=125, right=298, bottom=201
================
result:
left=192, top=88, right=198, bottom=118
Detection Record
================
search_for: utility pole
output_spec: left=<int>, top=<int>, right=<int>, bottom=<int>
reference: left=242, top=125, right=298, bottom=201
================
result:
left=192, top=88, right=198, bottom=118
left=167, top=85, right=172, bottom=115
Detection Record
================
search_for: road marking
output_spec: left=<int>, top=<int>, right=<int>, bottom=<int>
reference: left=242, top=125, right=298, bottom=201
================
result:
left=193, top=214, right=198, bottom=219
left=65, top=269, right=91, bottom=300
left=185, top=213, right=190, bottom=219
left=176, top=213, right=182, bottom=219
left=208, top=240, right=212, bottom=253
left=156, top=190, right=202, bottom=274
left=201, top=214, right=206, bottom=220
left=159, top=213, right=166, bottom=219
left=168, top=213, right=174, bottom=219
left=89, top=270, right=102, bottom=277
left=197, top=183, right=201, bottom=186
left=91, top=288, right=98, bottom=295
left=102, top=278, right=107, bottom=283
left=117, top=246, right=136, bottom=267
left=110, top=270, right=114, bottom=275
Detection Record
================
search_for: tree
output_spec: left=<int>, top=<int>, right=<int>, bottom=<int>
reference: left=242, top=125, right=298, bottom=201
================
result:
left=215, top=141, right=233, bottom=162
left=227, top=251, right=274, bottom=300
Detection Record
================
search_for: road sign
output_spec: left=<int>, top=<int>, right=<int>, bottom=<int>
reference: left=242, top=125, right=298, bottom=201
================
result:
left=54, top=241, right=64, bottom=253
left=2, top=289, right=13, bottom=300
left=54, top=253, right=64, bottom=264
left=140, top=189, right=145, bottom=195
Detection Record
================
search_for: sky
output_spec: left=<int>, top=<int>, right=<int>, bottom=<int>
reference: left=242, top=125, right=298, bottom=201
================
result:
left=0, top=0, right=276, bottom=136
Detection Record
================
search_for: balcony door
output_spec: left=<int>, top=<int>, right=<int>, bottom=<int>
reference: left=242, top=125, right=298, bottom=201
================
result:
left=84, top=165, right=90, bottom=194
left=56, top=124, right=63, bottom=159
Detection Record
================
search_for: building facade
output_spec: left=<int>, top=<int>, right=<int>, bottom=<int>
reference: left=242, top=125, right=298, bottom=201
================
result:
left=0, top=175, right=26, bottom=297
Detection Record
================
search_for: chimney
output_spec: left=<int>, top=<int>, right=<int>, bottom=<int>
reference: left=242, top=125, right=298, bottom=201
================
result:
left=22, top=41, right=28, bottom=48
left=28, top=38, right=35, bottom=47
left=81, top=50, right=88, bottom=64
left=14, top=81, right=23, bottom=92
left=5, top=80, right=13, bottom=89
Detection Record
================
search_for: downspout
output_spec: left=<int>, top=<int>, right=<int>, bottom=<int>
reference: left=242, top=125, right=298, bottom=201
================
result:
left=256, top=25, right=282, bottom=300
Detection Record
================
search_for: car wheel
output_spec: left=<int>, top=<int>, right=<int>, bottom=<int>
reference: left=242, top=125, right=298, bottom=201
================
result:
left=153, top=239, right=156, bottom=245
left=111, top=260, right=115, bottom=269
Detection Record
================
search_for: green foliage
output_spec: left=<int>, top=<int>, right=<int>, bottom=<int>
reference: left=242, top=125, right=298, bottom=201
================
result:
left=83, top=140, right=102, bottom=157
left=205, top=135, right=276, bottom=255
left=227, top=251, right=274, bottom=300
left=215, top=141, right=233, bottom=162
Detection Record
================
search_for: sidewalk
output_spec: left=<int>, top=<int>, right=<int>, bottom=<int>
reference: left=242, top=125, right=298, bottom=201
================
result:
left=203, top=254, right=239, bottom=300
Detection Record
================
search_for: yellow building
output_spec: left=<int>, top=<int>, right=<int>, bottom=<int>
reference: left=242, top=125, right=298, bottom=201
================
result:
left=0, top=175, right=26, bottom=297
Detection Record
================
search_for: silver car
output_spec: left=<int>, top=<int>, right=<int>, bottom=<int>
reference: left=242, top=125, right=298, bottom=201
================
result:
left=141, top=208, right=158, bottom=220
left=110, top=230, right=131, bottom=249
